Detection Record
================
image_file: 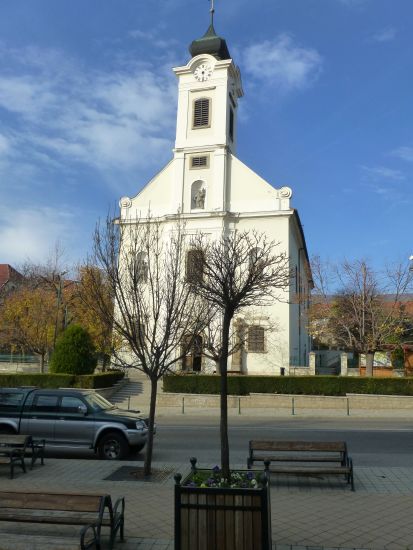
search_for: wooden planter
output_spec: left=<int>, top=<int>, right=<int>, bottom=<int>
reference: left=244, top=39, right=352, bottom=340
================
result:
left=174, top=461, right=272, bottom=550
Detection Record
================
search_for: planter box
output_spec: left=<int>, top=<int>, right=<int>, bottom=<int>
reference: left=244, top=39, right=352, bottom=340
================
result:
left=174, top=462, right=272, bottom=550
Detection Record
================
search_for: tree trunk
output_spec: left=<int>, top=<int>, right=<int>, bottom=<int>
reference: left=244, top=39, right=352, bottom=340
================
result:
left=219, top=311, right=231, bottom=480
left=143, top=376, right=158, bottom=477
left=365, top=351, right=374, bottom=377
left=40, top=353, right=45, bottom=374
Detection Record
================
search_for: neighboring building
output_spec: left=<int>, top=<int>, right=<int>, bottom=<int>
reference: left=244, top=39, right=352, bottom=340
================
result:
left=0, top=264, right=23, bottom=296
left=118, top=21, right=313, bottom=374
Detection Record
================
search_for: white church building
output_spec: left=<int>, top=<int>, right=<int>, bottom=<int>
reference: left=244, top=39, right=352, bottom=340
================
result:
left=119, top=21, right=313, bottom=375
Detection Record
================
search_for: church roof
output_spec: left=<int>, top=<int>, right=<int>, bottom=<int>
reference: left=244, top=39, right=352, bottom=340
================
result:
left=189, top=23, right=231, bottom=60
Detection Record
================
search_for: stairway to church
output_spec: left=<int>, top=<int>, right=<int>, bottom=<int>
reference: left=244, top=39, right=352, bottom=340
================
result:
left=110, top=369, right=153, bottom=410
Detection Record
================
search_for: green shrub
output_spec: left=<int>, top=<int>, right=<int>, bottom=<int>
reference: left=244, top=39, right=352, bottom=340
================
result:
left=49, top=325, right=97, bottom=375
left=391, top=347, right=404, bottom=369
left=0, top=371, right=124, bottom=389
left=0, top=373, right=74, bottom=388
left=73, top=372, right=125, bottom=389
left=163, top=374, right=413, bottom=396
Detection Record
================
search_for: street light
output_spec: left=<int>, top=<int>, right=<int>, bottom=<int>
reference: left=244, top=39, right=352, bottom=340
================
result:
left=53, top=270, right=68, bottom=348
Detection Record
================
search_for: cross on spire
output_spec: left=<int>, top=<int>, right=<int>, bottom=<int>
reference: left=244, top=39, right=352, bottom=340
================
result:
left=209, top=0, right=215, bottom=26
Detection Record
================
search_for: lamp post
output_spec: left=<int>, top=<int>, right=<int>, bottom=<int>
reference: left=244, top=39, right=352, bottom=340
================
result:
left=53, top=270, right=68, bottom=349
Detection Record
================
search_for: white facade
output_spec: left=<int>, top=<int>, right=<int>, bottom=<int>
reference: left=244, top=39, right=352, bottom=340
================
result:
left=119, top=37, right=312, bottom=374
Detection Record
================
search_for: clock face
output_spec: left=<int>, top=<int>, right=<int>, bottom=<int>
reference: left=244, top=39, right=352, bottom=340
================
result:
left=194, top=63, right=213, bottom=82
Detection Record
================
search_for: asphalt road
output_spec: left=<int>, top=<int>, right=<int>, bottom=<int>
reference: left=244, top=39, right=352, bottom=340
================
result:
left=45, top=416, right=413, bottom=467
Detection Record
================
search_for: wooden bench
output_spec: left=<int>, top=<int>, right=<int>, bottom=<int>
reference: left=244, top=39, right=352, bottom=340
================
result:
left=0, top=491, right=125, bottom=549
left=0, top=435, right=31, bottom=479
left=247, top=440, right=355, bottom=491
left=0, top=434, right=45, bottom=471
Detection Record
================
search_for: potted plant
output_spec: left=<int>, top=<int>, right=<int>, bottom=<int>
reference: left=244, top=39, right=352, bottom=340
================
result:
left=172, top=231, right=288, bottom=549
left=174, top=457, right=272, bottom=550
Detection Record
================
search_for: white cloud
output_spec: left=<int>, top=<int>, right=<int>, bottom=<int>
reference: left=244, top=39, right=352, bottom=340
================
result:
left=0, top=133, right=11, bottom=156
left=0, top=205, right=76, bottom=264
left=369, top=28, right=397, bottom=43
left=0, top=45, right=177, bottom=187
left=391, top=146, right=413, bottom=163
left=361, top=165, right=405, bottom=182
left=243, top=34, right=322, bottom=93
left=337, top=0, right=368, bottom=6
left=128, top=29, right=178, bottom=49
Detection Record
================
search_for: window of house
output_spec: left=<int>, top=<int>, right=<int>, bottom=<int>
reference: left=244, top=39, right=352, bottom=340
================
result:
left=186, top=250, right=204, bottom=283
left=193, top=98, right=210, bottom=128
left=191, top=155, right=209, bottom=169
left=248, top=326, right=265, bottom=353
left=181, top=334, right=203, bottom=372
left=136, top=251, right=148, bottom=283
left=229, top=107, right=234, bottom=141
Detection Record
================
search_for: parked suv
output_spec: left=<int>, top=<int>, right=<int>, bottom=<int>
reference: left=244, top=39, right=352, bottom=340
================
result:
left=0, top=387, right=152, bottom=460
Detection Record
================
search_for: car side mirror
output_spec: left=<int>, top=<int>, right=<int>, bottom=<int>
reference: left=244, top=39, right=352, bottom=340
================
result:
left=78, top=405, right=88, bottom=415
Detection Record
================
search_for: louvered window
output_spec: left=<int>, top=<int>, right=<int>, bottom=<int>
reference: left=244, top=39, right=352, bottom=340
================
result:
left=191, top=156, right=208, bottom=168
left=248, top=326, right=265, bottom=353
left=229, top=107, right=234, bottom=141
left=193, top=98, right=210, bottom=128
left=186, top=250, right=204, bottom=283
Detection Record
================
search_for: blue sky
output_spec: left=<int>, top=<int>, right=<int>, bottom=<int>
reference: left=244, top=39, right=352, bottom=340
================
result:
left=0, top=0, right=412, bottom=269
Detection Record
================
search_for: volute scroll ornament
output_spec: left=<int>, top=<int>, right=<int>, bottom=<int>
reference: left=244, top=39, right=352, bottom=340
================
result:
left=119, top=197, right=132, bottom=209
left=279, top=187, right=292, bottom=199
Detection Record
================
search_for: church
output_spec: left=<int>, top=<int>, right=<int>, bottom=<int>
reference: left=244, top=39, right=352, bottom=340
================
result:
left=119, top=17, right=313, bottom=375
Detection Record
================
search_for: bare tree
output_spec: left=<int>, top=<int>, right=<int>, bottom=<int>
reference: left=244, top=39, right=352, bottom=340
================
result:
left=310, top=257, right=413, bottom=375
left=85, top=213, right=207, bottom=475
left=189, top=230, right=291, bottom=479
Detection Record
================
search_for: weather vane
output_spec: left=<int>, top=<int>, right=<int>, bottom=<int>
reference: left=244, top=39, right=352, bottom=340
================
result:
left=209, top=0, right=215, bottom=25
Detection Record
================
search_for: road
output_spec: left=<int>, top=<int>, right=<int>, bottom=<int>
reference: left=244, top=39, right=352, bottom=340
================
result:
left=153, top=416, right=413, bottom=467
left=45, top=415, right=413, bottom=466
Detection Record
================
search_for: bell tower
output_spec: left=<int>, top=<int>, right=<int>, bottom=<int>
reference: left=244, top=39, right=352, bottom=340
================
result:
left=171, top=15, right=243, bottom=214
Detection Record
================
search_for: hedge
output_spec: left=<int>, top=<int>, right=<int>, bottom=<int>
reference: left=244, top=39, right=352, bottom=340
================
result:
left=163, top=374, right=413, bottom=396
left=0, top=371, right=124, bottom=389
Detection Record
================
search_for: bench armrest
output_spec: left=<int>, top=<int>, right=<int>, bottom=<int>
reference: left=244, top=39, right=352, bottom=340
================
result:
left=80, top=522, right=99, bottom=550
left=113, top=496, right=125, bottom=521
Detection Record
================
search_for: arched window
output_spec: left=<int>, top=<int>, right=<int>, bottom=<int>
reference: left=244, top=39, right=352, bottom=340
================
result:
left=191, top=180, right=206, bottom=210
left=186, top=249, right=204, bottom=283
left=248, top=326, right=265, bottom=353
left=193, top=98, right=210, bottom=128
left=249, top=247, right=263, bottom=274
left=182, top=334, right=203, bottom=372
left=136, top=251, right=148, bottom=283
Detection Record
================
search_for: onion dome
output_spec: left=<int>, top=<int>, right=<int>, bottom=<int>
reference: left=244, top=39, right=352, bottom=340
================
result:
left=189, top=24, right=231, bottom=60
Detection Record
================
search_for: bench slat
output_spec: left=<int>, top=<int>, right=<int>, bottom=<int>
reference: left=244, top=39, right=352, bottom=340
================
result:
left=252, top=454, right=343, bottom=462
left=0, top=492, right=105, bottom=512
left=268, top=466, right=350, bottom=474
left=0, top=533, right=85, bottom=550
left=0, top=508, right=112, bottom=526
left=250, top=440, right=346, bottom=452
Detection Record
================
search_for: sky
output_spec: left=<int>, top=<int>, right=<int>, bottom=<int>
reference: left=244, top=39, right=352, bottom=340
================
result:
left=0, top=0, right=412, bottom=270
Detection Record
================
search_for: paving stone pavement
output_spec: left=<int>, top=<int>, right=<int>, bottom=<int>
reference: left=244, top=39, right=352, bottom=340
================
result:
left=1, top=458, right=413, bottom=549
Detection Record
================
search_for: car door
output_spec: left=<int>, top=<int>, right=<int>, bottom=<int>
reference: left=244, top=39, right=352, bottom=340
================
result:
left=19, top=393, right=58, bottom=442
left=54, top=396, right=96, bottom=446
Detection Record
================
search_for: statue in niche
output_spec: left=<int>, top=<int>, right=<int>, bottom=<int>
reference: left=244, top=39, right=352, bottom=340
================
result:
left=194, top=188, right=206, bottom=209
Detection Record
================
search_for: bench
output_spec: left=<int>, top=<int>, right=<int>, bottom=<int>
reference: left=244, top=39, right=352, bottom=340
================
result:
left=247, top=440, right=355, bottom=491
left=0, top=435, right=31, bottom=479
left=0, top=491, right=125, bottom=549
left=0, top=434, right=45, bottom=471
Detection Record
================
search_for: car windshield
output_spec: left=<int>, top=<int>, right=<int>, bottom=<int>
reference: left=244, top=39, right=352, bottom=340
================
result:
left=84, top=393, right=116, bottom=412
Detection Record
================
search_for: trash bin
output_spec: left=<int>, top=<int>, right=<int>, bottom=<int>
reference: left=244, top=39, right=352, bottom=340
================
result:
left=280, top=367, right=285, bottom=376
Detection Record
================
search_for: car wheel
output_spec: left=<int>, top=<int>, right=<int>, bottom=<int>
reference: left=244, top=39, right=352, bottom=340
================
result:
left=98, top=432, right=128, bottom=460
left=0, top=426, right=15, bottom=435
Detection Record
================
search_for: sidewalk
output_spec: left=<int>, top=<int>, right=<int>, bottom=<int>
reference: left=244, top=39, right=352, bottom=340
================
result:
left=1, top=457, right=412, bottom=549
